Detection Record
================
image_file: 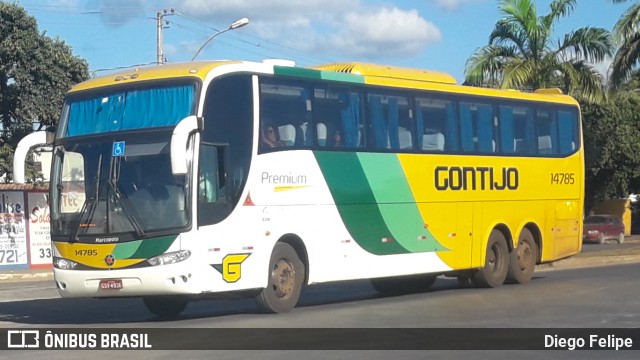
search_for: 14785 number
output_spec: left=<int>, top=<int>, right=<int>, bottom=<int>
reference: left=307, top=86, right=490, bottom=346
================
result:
left=551, top=173, right=575, bottom=185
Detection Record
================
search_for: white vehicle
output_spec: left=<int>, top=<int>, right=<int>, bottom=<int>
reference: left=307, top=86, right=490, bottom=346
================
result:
left=14, top=60, right=584, bottom=316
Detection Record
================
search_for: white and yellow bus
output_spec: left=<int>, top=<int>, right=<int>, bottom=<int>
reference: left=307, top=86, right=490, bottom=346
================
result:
left=14, top=60, right=583, bottom=316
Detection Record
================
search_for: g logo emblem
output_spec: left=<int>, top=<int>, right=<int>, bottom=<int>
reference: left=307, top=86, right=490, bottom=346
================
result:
left=213, top=253, right=250, bottom=283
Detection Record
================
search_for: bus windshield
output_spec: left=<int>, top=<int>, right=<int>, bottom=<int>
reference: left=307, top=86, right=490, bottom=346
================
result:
left=58, top=83, right=195, bottom=138
left=50, top=129, right=190, bottom=241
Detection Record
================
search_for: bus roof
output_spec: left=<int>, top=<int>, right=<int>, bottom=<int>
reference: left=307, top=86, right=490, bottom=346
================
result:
left=312, top=62, right=579, bottom=106
left=68, top=61, right=241, bottom=93
left=312, top=62, right=458, bottom=85
left=69, top=59, right=579, bottom=106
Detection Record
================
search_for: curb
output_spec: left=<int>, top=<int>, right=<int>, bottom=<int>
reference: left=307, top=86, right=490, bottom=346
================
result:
left=0, top=270, right=54, bottom=282
left=536, top=251, right=640, bottom=271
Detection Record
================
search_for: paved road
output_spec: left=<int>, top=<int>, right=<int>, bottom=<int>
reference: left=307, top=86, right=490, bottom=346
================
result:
left=2, top=263, right=640, bottom=359
left=1, top=263, right=639, bottom=326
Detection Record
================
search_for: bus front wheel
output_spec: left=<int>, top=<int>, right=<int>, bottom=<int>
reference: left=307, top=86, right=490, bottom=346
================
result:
left=142, top=296, right=188, bottom=317
left=257, top=242, right=305, bottom=313
left=472, top=230, right=509, bottom=288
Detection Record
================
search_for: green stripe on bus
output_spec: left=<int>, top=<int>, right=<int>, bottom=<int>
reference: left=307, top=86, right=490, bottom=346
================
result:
left=274, top=66, right=322, bottom=79
left=357, top=153, right=446, bottom=253
left=319, top=71, right=365, bottom=83
left=274, top=66, right=365, bottom=84
left=112, top=240, right=142, bottom=259
left=314, top=151, right=409, bottom=255
left=129, top=235, right=177, bottom=259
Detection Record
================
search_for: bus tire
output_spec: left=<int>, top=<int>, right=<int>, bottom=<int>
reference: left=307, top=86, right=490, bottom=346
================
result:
left=257, top=242, right=305, bottom=313
left=506, top=228, right=537, bottom=284
left=472, top=230, right=509, bottom=288
left=142, top=296, right=188, bottom=317
left=371, top=274, right=436, bottom=295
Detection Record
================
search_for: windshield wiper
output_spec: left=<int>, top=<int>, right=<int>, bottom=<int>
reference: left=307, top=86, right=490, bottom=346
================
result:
left=108, top=155, right=146, bottom=238
left=107, top=180, right=146, bottom=238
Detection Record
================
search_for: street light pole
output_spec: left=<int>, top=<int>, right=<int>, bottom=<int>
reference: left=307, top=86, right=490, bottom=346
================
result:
left=156, top=9, right=176, bottom=64
left=191, top=17, right=249, bottom=61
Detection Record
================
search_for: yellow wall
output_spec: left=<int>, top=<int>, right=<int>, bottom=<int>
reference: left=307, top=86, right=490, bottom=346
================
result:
left=591, top=199, right=631, bottom=235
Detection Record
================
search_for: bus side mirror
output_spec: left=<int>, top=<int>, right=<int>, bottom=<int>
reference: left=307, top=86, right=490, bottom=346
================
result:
left=13, top=131, right=54, bottom=184
left=171, top=116, right=200, bottom=175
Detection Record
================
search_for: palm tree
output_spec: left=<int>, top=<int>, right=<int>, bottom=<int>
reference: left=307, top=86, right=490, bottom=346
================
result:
left=610, top=3, right=640, bottom=88
left=464, top=0, right=612, bottom=103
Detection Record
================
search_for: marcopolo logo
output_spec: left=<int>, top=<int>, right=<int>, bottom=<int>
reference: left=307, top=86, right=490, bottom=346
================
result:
left=7, top=330, right=40, bottom=348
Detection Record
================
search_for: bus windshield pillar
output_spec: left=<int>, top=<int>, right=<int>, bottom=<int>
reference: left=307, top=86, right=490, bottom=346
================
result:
left=171, top=115, right=200, bottom=175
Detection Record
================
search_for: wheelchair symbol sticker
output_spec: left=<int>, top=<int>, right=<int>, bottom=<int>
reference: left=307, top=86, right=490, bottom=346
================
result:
left=112, top=141, right=125, bottom=157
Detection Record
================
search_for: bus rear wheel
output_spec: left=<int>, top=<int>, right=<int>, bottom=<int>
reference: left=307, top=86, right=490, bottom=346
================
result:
left=472, top=230, right=509, bottom=288
left=257, top=242, right=305, bottom=313
left=506, top=228, right=537, bottom=284
left=142, top=296, right=188, bottom=317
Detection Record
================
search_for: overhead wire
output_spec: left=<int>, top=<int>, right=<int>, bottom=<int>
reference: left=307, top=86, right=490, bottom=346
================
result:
left=19, top=3, right=339, bottom=68
left=173, top=12, right=337, bottom=65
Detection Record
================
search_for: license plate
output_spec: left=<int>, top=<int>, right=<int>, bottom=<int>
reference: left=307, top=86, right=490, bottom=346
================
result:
left=99, top=279, right=123, bottom=290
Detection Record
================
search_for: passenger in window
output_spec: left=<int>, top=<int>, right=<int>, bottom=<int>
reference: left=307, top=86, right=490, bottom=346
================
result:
left=261, top=125, right=285, bottom=148
left=333, top=128, right=344, bottom=147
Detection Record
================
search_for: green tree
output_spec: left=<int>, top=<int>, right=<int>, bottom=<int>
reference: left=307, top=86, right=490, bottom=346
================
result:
left=609, top=2, right=640, bottom=88
left=582, top=91, right=640, bottom=213
left=464, top=0, right=612, bottom=103
left=0, top=2, right=89, bottom=182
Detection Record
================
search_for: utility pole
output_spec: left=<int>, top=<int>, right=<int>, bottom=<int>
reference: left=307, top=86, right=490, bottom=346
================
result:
left=156, top=8, right=176, bottom=64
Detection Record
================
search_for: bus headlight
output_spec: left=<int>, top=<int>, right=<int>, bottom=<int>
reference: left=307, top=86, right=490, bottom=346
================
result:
left=53, top=257, right=78, bottom=270
left=147, top=250, right=191, bottom=266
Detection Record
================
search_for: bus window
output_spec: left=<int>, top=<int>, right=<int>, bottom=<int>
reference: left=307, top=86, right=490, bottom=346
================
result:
left=260, top=81, right=311, bottom=150
left=415, top=97, right=457, bottom=152
left=367, top=94, right=408, bottom=150
left=314, top=88, right=341, bottom=148
left=558, top=109, right=578, bottom=155
left=202, top=74, right=253, bottom=213
left=198, top=144, right=231, bottom=226
left=499, top=104, right=534, bottom=155
left=55, top=150, right=86, bottom=214
left=460, top=101, right=495, bottom=153
left=64, top=84, right=195, bottom=138
left=314, top=88, right=362, bottom=148
left=536, top=109, right=558, bottom=155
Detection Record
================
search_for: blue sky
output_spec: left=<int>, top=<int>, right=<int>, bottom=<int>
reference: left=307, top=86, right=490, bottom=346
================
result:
left=15, top=0, right=629, bottom=83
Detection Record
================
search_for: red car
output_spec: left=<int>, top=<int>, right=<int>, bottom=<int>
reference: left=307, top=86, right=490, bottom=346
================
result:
left=583, top=215, right=625, bottom=244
